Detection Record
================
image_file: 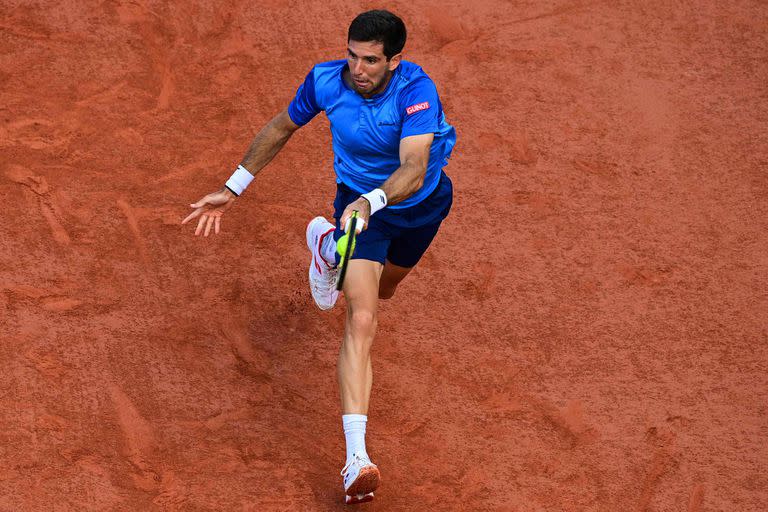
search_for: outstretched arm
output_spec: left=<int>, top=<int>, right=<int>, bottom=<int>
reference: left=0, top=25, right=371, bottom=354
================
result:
left=182, top=109, right=301, bottom=236
left=239, top=109, right=301, bottom=179
left=340, top=133, right=434, bottom=231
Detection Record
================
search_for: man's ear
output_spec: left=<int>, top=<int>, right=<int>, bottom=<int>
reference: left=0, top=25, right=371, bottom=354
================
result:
left=387, top=53, right=402, bottom=71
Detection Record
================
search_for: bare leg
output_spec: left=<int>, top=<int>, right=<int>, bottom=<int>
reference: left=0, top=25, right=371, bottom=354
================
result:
left=365, top=355, right=373, bottom=406
left=378, top=260, right=415, bottom=300
left=338, top=259, right=383, bottom=414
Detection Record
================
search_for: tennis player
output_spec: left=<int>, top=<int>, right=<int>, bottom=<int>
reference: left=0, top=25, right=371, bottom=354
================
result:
left=182, top=10, right=455, bottom=504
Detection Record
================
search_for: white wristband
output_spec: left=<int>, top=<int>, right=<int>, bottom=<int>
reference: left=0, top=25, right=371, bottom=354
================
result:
left=361, top=188, right=387, bottom=215
left=224, top=165, right=254, bottom=196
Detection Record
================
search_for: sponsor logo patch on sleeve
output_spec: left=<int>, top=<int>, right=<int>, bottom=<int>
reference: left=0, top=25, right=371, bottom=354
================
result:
left=405, top=101, right=430, bottom=115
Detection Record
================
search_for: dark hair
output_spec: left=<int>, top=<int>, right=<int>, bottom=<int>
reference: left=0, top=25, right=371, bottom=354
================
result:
left=348, top=10, right=407, bottom=60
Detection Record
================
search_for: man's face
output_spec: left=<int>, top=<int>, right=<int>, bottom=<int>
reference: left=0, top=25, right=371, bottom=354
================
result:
left=346, top=39, right=401, bottom=97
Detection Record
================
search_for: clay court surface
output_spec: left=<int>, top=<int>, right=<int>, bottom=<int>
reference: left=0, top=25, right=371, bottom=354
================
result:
left=1, top=0, right=767, bottom=510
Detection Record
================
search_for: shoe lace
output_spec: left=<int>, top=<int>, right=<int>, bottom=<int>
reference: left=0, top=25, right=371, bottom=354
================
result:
left=340, top=454, right=369, bottom=476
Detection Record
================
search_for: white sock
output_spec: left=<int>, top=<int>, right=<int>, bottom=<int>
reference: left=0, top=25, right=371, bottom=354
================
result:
left=343, top=414, right=368, bottom=463
left=320, top=228, right=337, bottom=266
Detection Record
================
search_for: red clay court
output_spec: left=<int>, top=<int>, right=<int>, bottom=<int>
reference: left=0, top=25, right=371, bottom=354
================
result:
left=1, top=1, right=766, bottom=510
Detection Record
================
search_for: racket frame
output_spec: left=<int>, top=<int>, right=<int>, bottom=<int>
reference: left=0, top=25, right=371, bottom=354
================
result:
left=335, top=211, right=359, bottom=291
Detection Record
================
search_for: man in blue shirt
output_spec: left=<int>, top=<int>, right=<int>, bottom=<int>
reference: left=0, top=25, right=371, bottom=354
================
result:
left=183, top=10, right=455, bottom=505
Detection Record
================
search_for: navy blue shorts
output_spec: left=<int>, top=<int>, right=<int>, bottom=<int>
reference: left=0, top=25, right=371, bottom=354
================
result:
left=332, top=171, right=453, bottom=268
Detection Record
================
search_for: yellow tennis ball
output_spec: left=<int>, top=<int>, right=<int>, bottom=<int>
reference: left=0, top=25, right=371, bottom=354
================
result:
left=336, top=233, right=356, bottom=258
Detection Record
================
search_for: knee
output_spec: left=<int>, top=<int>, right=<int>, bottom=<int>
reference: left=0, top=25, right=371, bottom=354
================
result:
left=347, top=308, right=378, bottom=339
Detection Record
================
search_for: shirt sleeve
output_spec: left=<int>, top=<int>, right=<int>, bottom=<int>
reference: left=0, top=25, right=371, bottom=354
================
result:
left=399, top=77, right=441, bottom=139
left=287, top=67, right=321, bottom=126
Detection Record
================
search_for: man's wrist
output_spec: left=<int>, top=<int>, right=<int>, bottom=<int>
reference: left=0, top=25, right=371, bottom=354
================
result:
left=361, top=188, right=387, bottom=215
left=224, top=164, right=254, bottom=196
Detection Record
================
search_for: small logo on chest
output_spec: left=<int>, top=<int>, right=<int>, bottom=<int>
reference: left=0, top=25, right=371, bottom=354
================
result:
left=406, top=101, right=430, bottom=115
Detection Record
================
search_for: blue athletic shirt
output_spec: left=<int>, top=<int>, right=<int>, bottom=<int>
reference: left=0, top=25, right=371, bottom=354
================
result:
left=287, top=60, right=456, bottom=209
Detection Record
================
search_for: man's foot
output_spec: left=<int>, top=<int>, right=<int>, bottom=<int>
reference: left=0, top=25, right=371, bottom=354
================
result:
left=341, top=454, right=380, bottom=504
left=306, top=216, right=338, bottom=310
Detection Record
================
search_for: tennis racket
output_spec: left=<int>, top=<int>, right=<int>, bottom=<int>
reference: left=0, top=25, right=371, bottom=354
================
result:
left=335, top=210, right=360, bottom=291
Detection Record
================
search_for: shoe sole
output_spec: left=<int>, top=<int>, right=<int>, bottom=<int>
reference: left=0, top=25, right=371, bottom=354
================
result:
left=345, top=465, right=381, bottom=498
left=345, top=492, right=374, bottom=505
left=306, top=217, right=335, bottom=311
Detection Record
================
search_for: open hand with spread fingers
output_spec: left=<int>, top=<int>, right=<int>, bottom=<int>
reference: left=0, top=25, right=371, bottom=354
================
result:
left=182, top=188, right=237, bottom=236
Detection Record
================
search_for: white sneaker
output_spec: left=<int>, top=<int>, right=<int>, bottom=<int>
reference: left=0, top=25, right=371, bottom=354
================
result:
left=341, top=454, right=380, bottom=504
left=306, top=216, right=338, bottom=310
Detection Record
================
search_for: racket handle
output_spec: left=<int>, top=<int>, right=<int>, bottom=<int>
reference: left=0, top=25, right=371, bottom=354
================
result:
left=344, top=215, right=365, bottom=233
